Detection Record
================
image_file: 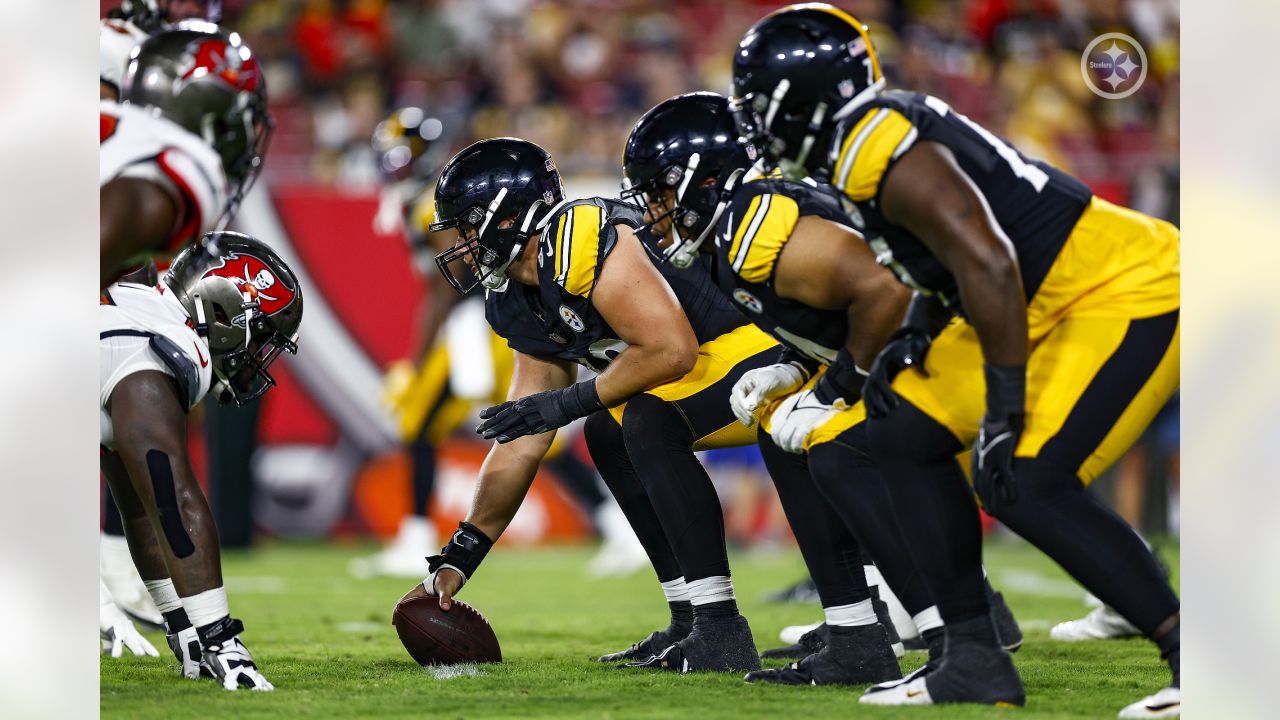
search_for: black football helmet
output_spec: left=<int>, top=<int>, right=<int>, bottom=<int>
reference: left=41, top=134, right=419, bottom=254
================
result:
left=120, top=21, right=272, bottom=228
left=372, top=107, right=445, bottom=184
left=431, top=138, right=565, bottom=295
left=622, top=92, right=757, bottom=268
left=167, top=231, right=303, bottom=405
left=730, top=3, right=884, bottom=179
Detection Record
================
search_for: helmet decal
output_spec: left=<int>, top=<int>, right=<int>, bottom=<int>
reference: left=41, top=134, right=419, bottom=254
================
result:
left=180, top=38, right=261, bottom=93
left=204, top=252, right=296, bottom=316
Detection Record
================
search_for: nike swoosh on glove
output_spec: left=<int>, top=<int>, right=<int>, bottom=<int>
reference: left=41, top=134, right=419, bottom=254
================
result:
left=729, top=362, right=808, bottom=427
left=972, top=418, right=1020, bottom=514
left=769, top=388, right=848, bottom=454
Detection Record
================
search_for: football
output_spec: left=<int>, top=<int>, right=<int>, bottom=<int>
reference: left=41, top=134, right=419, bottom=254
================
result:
left=392, top=590, right=502, bottom=666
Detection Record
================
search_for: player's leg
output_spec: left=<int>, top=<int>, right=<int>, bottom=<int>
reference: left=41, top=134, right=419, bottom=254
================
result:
left=745, top=429, right=900, bottom=686
left=101, top=485, right=163, bottom=627
left=102, top=450, right=202, bottom=677
left=110, top=371, right=272, bottom=691
left=582, top=410, right=693, bottom=662
left=989, top=310, right=1180, bottom=717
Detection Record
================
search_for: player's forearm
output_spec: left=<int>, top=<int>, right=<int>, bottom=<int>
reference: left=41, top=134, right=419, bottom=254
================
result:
left=844, top=274, right=910, bottom=369
left=594, top=342, right=696, bottom=407
left=465, top=434, right=554, bottom=540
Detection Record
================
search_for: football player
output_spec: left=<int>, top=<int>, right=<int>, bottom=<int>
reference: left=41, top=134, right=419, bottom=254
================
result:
left=101, top=22, right=271, bottom=289
left=418, top=137, right=802, bottom=674
left=101, top=232, right=301, bottom=690
left=622, top=91, right=1021, bottom=686
left=355, top=111, right=645, bottom=579
left=731, top=5, right=1180, bottom=716
left=101, top=1, right=224, bottom=100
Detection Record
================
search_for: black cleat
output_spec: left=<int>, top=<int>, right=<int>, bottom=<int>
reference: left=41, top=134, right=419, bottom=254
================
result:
left=764, top=577, right=821, bottom=604
left=745, top=624, right=902, bottom=686
left=861, top=642, right=1024, bottom=707
left=989, top=590, right=1023, bottom=653
left=598, top=624, right=691, bottom=663
left=621, top=616, right=761, bottom=673
left=760, top=622, right=827, bottom=660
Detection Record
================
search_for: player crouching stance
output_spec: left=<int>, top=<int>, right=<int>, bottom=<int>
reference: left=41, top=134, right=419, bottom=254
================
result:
left=732, top=5, right=1180, bottom=716
left=422, top=138, right=788, bottom=673
left=100, top=232, right=302, bottom=690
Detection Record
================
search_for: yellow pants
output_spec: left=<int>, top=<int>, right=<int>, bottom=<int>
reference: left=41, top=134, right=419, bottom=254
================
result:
left=892, top=197, right=1180, bottom=484
left=393, top=331, right=514, bottom=445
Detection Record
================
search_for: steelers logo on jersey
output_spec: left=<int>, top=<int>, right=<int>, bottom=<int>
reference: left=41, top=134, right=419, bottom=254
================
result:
left=733, top=288, right=764, bottom=314
left=559, top=304, right=586, bottom=333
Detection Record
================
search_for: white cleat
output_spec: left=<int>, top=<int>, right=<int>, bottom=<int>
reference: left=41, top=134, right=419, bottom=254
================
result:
left=1050, top=604, right=1141, bottom=641
left=1118, top=686, right=1180, bottom=718
left=348, top=516, right=438, bottom=579
left=586, top=502, right=649, bottom=578
left=100, top=533, right=163, bottom=627
left=779, top=621, right=822, bottom=646
left=859, top=675, right=934, bottom=705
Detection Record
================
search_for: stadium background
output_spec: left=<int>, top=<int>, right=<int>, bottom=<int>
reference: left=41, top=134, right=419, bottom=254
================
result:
left=102, top=0, right=1181, bottom=547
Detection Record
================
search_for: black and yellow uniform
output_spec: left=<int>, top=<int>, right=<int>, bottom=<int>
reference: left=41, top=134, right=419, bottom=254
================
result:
left=829, top=89, right=1180, bottom=638
left=829, top=89, right=1180, bottom=484
left=485, top=197, right=779, bottom=449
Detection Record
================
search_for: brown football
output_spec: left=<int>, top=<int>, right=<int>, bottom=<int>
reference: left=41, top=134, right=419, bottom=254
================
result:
left=392, top=592, right=502, bottom=666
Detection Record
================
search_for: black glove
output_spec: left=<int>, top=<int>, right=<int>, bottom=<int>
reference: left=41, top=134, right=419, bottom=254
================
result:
left=426, top=521, right=495, bottom=588
left=971, top=364, right=1026, bottom=515
left=477, top=378, right=605, bottom=443
left=864, top=328, right=933, bottom=418
left=813, top=348, right=866, bottom=406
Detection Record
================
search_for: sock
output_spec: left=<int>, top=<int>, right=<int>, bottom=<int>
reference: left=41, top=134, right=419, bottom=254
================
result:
left=913, top=605, right=944, bottom=634
left=921, top=626, right=946, bottom=662
left=183, top=586, right=230, bottom=630
left=946, top=614, right=1000, bottom=648
left=686, top=575, right=735, bottom=606
left=824, top=599, right=876, bottom=627
left=1155, top=622, right=1180, bottom=686
left=409, top=436, right=437, bottom=517
left=692, top=599, right=739, bottom=623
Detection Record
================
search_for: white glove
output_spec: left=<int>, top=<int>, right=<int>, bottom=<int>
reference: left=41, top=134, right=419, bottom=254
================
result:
left=201, top=633, right=274, bottom=691
left=769, top=387, right=848, bottom=454
left=166, top=625, right=203, bottom=679
left=100, top=580, right=159, bottom=658
left=730, top=362, right=808, bottom=426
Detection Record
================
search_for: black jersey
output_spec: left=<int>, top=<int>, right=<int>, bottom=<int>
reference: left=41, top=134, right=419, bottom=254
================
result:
left=708, top=178, right=851, bottom=365
left=485, top=197, right=745, bottom=373
left=826, top=89, right=1092, bottom=308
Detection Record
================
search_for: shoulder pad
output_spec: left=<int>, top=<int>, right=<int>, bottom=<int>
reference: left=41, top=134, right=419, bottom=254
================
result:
left=148, top=334, right=204, bottom=411
left=719, top=184, right=800, bottom=284
left=828, top=93, right=921, bottom=202
left=540, top=199, right=609, bottom=298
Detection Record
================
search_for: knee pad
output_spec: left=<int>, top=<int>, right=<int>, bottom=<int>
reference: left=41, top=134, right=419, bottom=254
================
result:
left=867, top=400, right=962, bottom=467
left=146, top=449, right=195, bottom=558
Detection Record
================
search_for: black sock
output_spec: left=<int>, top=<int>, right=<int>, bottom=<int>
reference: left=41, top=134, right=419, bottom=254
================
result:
left=163, top=608, right=192, bottom=634
left=669, top=600, right=694, bottom=633
left=945, top=614, right=1000, bottom=649
left=693, top=599, right=739, bottom=623
left=922, top=626, right=946, bottom=662
left=409, top=436, right=437, bottom=517
left=1155, top=623, right=1180, bottom=686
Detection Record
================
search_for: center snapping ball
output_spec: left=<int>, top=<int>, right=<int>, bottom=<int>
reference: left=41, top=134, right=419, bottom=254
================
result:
left=392, top=591, right=502, bottom=666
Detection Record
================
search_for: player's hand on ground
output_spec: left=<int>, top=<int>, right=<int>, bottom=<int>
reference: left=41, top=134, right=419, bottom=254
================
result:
left=100, top=590, right=159, bottom=658
left=730, top=362, right=807, bottom=426
left=428, top=568, right=464, bottom=611
left=769, top=388, right=847, bottom=453
left=864, top=328, right=933, bottom=418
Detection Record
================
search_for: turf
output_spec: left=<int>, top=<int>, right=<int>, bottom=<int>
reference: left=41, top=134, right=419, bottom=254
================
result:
left=101, top=536, right=1178, bottom=719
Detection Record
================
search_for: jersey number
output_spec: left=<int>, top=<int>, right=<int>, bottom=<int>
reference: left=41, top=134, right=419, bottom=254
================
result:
left=923, top=96, right=1048, bottom=193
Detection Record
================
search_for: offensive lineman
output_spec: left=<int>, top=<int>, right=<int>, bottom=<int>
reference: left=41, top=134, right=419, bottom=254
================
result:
left=731, top=5, right=1180, bottom=716
left=101, top=232, right=302, bottom=689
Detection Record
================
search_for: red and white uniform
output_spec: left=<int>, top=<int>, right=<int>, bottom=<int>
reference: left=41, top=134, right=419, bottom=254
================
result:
left=100, top=282, right=213, bottom=449
left=101, top=100, right=228, bottom=257
left=100, top=18, right=150, bottom=92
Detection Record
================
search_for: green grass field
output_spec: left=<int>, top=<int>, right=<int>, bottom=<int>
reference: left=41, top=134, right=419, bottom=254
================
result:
left=101, top=537, right=1178, bottom=719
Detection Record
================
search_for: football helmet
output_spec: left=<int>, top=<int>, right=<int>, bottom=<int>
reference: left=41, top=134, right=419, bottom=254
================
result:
left=431, top=138, right=565, bottom=294
left=622, top=92, right=756, bottom=268
left=120, top=21, right=272, bottom=228
left=730, top=3, right=883, bottom=179
left=372, top=107, right=445, bottom=184
left=113, top=1, right=224, bottom=35
left=166, top=231, right=303, bottom=405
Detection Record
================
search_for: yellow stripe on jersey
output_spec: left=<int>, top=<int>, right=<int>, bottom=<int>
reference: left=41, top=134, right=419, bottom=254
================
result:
left=727, top=193, right=800, bottom=284
left=555, top=204, right=605, bottom=297
left=833, top=108, right=916, bottom=202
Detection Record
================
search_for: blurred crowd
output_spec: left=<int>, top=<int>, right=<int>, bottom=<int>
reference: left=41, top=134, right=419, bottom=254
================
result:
left=202, top=0, right=1179, bottom=222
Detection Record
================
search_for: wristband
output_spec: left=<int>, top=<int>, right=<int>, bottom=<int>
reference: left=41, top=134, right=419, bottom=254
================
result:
left=426, top=521, right=495, bottom=589
left=559, top=377, right=606, bottom=417
left=983, top=363, right=1026, bottom=422
left=813, top=348, right=867, bottom=405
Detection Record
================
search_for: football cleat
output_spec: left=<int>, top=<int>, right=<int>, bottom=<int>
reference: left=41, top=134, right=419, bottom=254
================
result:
left=861, top=642, right=1024, bottom=707
left=166, top=625, right=203, bottom=680
left=1051, top=604, right=1141, bottom=641
left=761, top=622, right=827, bottom=660
left=764, top=577, right=821, bottom=604
left=1118, top=686, right=1180, bottom=718
left=989, top=590, right=1024, bottom=652
left=197, top=618, right=274, bottom=691
left=745, top=623, right=901, bottom=686
left=598, top=623, right=692, bottom=663
left=100, top=533, right=164, bottom=628
left=621, top=616, right=760, bottom=673
left=348, top=515, right=438, bottom=579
